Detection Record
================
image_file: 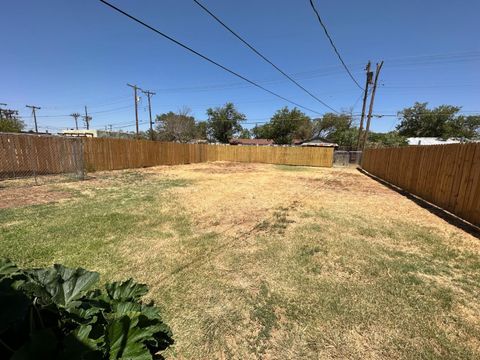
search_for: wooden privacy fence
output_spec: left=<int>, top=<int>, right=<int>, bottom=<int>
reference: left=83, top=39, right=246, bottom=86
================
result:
left=205, top=144, right=333, bottom=167
left=83, top=138, right=333, bottom=170
left=83, top=139, right=208, bottom=171
left=362, top=143, right=480, bottom=226
left=0, top=134, right=333, bottom=180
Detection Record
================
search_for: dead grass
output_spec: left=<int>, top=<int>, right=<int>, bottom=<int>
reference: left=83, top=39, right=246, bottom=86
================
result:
left=0, top=186, right=71, bottom=209
left=1, top=161, right=479, bottom=359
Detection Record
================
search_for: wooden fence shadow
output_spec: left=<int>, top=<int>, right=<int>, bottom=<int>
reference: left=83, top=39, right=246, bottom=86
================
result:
left=358, top=168, right=480, bottom=239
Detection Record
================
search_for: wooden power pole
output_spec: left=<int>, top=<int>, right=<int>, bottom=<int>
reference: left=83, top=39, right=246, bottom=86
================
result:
left=26, top=105, right=41, bottom=133
left=356, top=61, right=373, bottom=150
left=70, top=112, right=81, bottom=130
left=83, top=106, right=92, bottom=130
left=127, top=83, right=142, bottom=138
left=361, top=61, right=384, bottom=151
left=142, top=89, right=156, bottom=140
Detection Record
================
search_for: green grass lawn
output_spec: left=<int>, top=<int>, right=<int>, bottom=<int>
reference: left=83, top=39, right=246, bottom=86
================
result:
left=1, top=164, right=479, bottom=359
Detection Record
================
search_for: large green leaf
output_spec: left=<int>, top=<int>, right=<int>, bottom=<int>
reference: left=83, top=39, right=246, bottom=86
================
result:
left=106, top=315, right=158, bottom=360
left=105, top=279, right=148, bottom=302
left=0, top=261, right=173, bottom=359
left=105, top=302, right=173, bottom=353
left=28, top=264, right=99, bottom=308
left=60, top=324, right=104, bottom=360
left=0, top=258, right=19, bottom=277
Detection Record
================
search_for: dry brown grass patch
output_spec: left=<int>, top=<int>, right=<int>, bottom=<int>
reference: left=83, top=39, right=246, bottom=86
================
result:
left=0, top=186, right=71, bottom=209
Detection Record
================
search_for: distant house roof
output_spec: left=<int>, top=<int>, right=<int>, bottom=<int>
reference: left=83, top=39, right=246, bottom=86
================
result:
left=61, top=129, right=97, bottom=138
left=299, top=138, right=338, bottom=147
left=188, top=139, right=209, bottom=144
left=229, top=138, right=274, bottom=146
left=407, top=137, right=462, bottom=146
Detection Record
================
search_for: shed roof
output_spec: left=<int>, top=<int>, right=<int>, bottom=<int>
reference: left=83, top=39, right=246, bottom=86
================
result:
left=300, top=138, right=338, bottom=147
left=229, top=138, right=274, bottom=146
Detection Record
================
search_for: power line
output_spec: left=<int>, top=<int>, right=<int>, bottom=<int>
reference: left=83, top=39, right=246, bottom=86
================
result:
left=28, top=105, right=132, bottom=118
left=308, top=0, right=363, bottom=90
left=191, top=0, right=338, bottom=113
left=98, top=0, right=331, bottom=116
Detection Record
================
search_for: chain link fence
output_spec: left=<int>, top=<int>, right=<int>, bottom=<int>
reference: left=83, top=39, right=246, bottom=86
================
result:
left=333, top=151, right=363, bottom=167
left=0, top=133, right=85, bottom=188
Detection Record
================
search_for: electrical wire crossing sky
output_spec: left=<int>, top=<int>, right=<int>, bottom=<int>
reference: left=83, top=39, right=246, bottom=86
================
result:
left=1, top=0, right=479, bottom=133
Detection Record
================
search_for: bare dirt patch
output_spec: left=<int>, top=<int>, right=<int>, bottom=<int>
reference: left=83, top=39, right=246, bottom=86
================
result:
left=190, top=161, right=266, bottom=174
left=0, top=186, right=71, bottom=209
left=299, top=170, right=392, bottom=195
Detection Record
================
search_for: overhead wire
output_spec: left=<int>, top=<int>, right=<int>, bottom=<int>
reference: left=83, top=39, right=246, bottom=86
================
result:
left=191, top=0, right=338, bottom=113
left=98, top=0, right=332, bottom=116
left=308, top=0, right=363, bottom=90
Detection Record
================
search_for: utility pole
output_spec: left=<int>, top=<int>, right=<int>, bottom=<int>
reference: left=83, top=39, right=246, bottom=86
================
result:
left=83, top=106, right=92, bottom=130
left=142, top=89, right=156, bottom=140
left=356, top=61, right=373, bottom=150
left=127, top=83, right=142, bottom=138
left=70, top=112, right=81, bottom=130
left=361, top=61, right=384, bottom=151
left=26, top=105, right=41, bottom=133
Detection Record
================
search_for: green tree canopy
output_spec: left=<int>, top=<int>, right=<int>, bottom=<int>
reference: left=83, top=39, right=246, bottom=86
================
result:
left=252, top=123, right=273, bottom=139
left=155, top=108, right=196, bottom=143
left=255, top=107, right=312, bottom=144
left=444, top=115, right=480, bottom=139
left=311, top=113, right=355, bottom=147
left=206, top=103, right=245, bottom=143
left=367, top=131, right=408, bottom=148
left=0, top=112, right=24, bottom=133
left=195, top=121, right=208, bottom=140
left=238, top=128, right=252, bottom=139
left=396, top=102, right=479, bottom=139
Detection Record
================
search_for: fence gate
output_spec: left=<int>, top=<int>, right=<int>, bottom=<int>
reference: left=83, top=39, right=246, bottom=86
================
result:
left=333, top=151, right=362, bottom=166
left=0, top=133, right=85, bottom=187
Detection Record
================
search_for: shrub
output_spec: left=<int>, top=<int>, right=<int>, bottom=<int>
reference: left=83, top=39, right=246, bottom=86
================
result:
left=0, top=259, right=173, bottom=359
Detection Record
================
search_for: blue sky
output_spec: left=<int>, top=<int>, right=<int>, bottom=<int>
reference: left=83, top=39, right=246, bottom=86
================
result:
left=2, top=0, right=479, bottom=133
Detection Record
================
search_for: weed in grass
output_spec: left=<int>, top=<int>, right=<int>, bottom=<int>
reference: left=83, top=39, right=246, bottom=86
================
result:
left=254, top=206, right=295, bottom=235
left=248, top=282, right=278, bottom=356
left=274, top=165, right=315, bottom=172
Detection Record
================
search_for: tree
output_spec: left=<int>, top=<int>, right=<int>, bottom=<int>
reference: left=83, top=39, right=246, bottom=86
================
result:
left=155, top=107, right=196, bottom=143
left=252, top=123, right=273, bottom=139
left=444, top=115, right=480, bottom=139
left=206, top=103, right=245, bottom=143
left=262, top=107, right=312, bottom=144
left=238, top=128, right=251, bottom=139
left=312, top=113, right=355, bottom=147
left=395, top=102, right=479, bottom=139
left=0, top=110, right=24, bottom=133
left=195, top=121, right=208, bottom=140
left=367, top=131, right=408, bottom=148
